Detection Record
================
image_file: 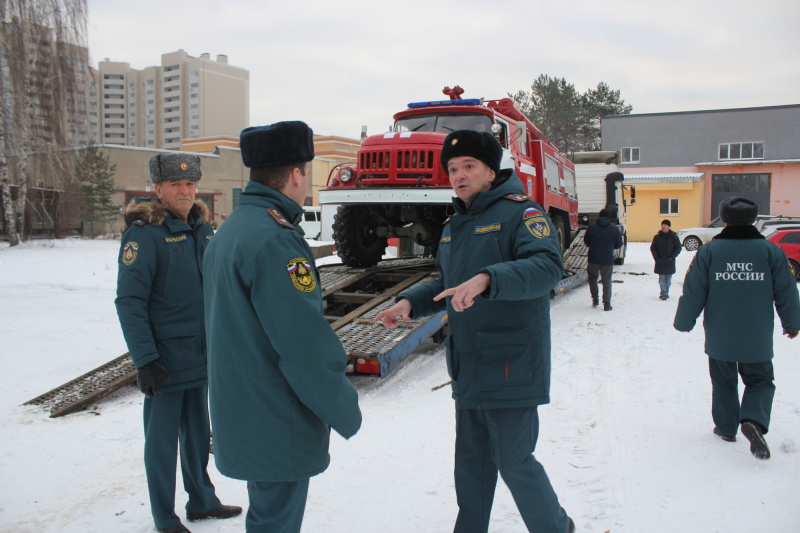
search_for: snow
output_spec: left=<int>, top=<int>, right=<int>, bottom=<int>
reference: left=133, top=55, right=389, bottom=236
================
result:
left=1, top=238, right=798, bottom=532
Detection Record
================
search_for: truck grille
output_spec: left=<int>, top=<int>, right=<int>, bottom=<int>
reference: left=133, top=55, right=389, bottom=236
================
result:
left=359, top=148, right=438, bottom=182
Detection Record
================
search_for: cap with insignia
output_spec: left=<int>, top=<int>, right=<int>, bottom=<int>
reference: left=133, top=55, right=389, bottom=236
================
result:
left=240, top=121, right=315, bottom=169
left=440, top=130, right=503, bottom=173
left=149, top=153, right=202, bottom=184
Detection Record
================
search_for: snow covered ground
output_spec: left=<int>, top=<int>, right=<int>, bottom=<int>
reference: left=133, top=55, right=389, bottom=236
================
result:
left=1, top=238, right=798, bottom=532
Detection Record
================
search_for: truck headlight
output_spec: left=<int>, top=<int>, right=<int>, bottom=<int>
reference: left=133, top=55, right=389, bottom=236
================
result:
left=340, top=168, right=354, bottom=182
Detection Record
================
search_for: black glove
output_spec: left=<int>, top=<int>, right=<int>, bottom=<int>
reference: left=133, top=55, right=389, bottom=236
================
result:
left=137, top=360, right=172, bottom=398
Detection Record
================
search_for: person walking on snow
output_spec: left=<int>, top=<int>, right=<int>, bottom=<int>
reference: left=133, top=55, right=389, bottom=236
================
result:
left=650, top=219, right=682, bottom=300
left=583, top=208, right=623, bottom=310
left=674, top=196, right=800, bottom=460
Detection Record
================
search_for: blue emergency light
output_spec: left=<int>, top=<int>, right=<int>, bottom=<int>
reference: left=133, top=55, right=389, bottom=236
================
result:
left=407, top=99, right=482, bottom=108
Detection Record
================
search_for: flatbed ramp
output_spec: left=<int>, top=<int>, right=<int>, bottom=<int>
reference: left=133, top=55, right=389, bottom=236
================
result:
left=24, top=257, right=448, bottom=417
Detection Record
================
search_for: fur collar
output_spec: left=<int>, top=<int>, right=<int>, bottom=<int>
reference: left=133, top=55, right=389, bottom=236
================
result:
left=124, top=199, right=210, bottom=228
left=713, top=224, right=765, bottom=240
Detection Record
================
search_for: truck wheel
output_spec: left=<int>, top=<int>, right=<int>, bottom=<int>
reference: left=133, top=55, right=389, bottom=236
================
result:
left=333, top=205, right=388, bottom=267
left=683, top=236, right=701, bottom=251
left=553, top=217, right=566, bottom=255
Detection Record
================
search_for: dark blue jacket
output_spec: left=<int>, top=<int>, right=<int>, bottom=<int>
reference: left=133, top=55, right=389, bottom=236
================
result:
left=115, top=200, right=214, bottom=392
left=650, top=229, right=682, bottom=275
left=400, top=171, right=564, bottom=409
left=583, top=217, right=623, bottom=265
left=674, top=225, right=800, bottom=362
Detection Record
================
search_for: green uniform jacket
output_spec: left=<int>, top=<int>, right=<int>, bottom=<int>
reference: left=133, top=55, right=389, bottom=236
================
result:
left=203, top=181, right=361, bottom=482
left=674, top=225, right=800, bottom=362
left=401, top=172, right=564, bottom=409
left=115, top=200, right=214, bottom=391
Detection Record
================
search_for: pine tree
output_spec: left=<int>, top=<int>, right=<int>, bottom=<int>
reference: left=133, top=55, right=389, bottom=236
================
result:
left=75, top=141, right=119, bottom=237
left=510, top=75, right=632, bottom=153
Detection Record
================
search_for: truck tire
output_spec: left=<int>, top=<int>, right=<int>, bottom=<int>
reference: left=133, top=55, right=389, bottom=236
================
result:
left=553, top=217, right=566, bottom=255
left=333, top=205, right=388, bottom=267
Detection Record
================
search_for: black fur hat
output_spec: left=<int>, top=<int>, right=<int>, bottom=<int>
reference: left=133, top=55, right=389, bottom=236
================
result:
left=240, top=121, right=315, bottom=168
left=440, top=130, right=502, bottom=173
left=149, top=153, right=201, bottom=184
left=719, top=196, right=759, bottom=225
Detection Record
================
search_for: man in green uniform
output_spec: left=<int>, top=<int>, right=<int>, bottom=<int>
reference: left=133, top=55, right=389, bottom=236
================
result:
left=674, top=197, right=800, bottom=459
left=115, top=153, right=241, bottom=533
left=203, top=121, right=362, bottom=533
left=376, top=130, right=574, bottom=533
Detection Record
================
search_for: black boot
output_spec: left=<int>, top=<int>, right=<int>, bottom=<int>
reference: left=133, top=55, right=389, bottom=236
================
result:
left=604, top=303, right=612, bottom=311
left=592, top=298, right=598, bottom=308
left=741, top=421, right=770, bottom=459
left=187, top=504, right=243, bottom=522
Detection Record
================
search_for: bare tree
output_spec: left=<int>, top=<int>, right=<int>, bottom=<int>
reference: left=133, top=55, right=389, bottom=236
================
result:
left=1, top=0, right=88, bottom=245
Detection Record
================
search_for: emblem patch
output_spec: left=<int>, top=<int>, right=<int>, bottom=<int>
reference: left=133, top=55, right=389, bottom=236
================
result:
left=474, top=223, right=502, bottom=235
left=180, top=162, right=189, bottom=171
left=440, top=235, right=451, bottom=244
left=164, top=235, right=187, bottom=243
left=122, top=241, right=138, bottom=265
left=525, top=217, right=550, bottom=239
left=286, top=257, right=316, bottom=292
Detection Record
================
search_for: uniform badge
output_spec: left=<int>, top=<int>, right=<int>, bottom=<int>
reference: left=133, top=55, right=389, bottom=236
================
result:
left=523, top=207, right=542, bottom=219
left=474, top=223, right=501, bottom=234
left=122, top=241, right=138, bottom=265
left=287, top=257, right=316, bottom=292
left=268, top=208, right=295, bottom=229
left=525, top=217, right=550, bottom=239
left=440, top=235, right=451, bottom=244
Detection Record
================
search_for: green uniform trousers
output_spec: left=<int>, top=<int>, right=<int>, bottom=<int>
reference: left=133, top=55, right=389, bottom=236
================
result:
left=246, top=479, right=309, bottom=532
left=143, top=386, right=220, bottom=528
left=454, top=406, right=570, bottom=533
left=709, top=357, right=775, bottom=436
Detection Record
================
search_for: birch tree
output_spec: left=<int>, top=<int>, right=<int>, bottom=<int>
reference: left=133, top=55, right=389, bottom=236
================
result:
left=1, top=0, right=87, bottom=245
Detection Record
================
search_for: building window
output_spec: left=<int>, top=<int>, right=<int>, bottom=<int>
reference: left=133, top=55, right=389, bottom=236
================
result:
left=660, top=198, right=679, bottom=215
left=719, top=142, right=764, bottom=160
left=621, top=147, right=640, bottom=163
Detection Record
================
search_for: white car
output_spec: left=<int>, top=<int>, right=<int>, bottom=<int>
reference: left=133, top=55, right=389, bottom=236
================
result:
left=677, top=214, right=781, bottom=251
left=676, top=217, right=726, bottom=251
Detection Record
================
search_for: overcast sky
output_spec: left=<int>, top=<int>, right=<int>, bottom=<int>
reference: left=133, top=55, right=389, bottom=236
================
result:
left=86, top=0, right=799, bottom=139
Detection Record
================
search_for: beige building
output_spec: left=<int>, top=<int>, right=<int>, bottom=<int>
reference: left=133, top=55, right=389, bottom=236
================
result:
left=88, top=50, right=249, bottom=150
left=91, top=134, right=359, bottom=235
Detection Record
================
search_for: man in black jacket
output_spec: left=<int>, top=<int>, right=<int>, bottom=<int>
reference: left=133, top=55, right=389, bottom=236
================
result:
left=650, top=219, right=682, bottom=300
left=584, top=209, right=623, bottom=310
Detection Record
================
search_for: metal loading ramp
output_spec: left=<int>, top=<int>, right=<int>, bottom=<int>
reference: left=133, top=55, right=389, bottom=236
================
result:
left=24, top=257, right=448, bottom=417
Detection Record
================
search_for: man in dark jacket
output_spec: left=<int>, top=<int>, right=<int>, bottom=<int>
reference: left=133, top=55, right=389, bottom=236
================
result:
left=674, top=197, right=800, bottom=460
left=115, top=154, right=240, bottom=533
left=376, top=131, right=573, bottom=533
left=583, top=209, right=623, bottom=310
left=650, top=219, right=682, bottom=300
left=203, top=121, right=362, bottom=533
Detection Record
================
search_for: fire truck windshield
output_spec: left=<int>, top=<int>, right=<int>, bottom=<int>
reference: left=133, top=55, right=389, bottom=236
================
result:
left=394, top=113, right=493, bottom=133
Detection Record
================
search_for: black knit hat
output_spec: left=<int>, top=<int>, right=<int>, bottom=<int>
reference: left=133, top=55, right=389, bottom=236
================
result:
left=440, top=130, right=502, bottom=173
left=661, top=219, right=671, bottom=226
left=149, top=153, right=201, bottom=184
left=240, top=121, right=315, bottom=168
left=719, top=196, right=759, bottom=225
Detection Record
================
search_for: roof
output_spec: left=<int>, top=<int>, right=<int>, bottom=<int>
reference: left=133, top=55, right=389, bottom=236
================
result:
left=695, top=159, right=800, bottom=167
left=603, top=103, right=800, bottom=120
left=622, top=173, right=704, bottom=183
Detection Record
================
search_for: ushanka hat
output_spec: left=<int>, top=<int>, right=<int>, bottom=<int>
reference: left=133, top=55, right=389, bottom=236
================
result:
left=240, top=121, right=315, bottom=168
left=719, top=196, right=759, bottom=226
left=440, top=130, right=502, bottom=173
left=149, top=153, right=201, bottom=184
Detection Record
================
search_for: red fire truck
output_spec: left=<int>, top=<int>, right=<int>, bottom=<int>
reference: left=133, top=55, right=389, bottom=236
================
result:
left=319, top=86, right=579, bottom=267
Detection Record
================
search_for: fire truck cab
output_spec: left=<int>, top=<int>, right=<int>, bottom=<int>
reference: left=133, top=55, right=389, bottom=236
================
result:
left=319, top=87, right=579, bottom=268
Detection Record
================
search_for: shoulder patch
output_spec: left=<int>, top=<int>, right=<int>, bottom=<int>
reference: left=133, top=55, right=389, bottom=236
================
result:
left=524, top=216, right=551, bottom=239
left=440, top=235, right=451, bottom=244
left=132, top=220, right=147, bottom=226
left=503, top=193, right=529, bottom=202
left=268, top=208, right=295, bottom=229
left=286, top=257, right=316, bottom=292
left=121, top=241, right=138, bottom=265
left=523, top=207, right=543, bottom=219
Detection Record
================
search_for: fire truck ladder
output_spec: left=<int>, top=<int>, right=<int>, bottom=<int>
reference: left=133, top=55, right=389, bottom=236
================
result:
left=23, top=257, right=448, bottom=418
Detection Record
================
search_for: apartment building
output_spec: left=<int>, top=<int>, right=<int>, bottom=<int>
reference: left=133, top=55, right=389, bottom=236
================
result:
left=88, top=49, right=249, bottom=150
